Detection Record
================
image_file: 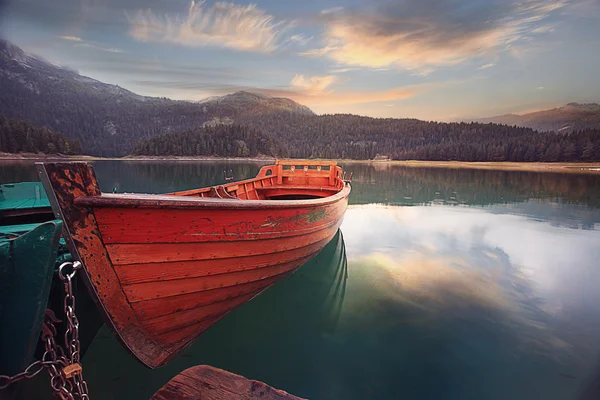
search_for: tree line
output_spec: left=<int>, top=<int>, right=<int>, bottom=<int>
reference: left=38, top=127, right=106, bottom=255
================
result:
left=0, top=115, right=82, bottom=154
left=131, top=113, right=600, bottom=162
left=244, top=113, right=600, bottom=161
left=131, top=125, right=287, bottom=158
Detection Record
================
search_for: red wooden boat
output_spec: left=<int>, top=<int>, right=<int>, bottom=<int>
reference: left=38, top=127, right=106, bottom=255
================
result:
left=37, top=160, right=350, bottom=368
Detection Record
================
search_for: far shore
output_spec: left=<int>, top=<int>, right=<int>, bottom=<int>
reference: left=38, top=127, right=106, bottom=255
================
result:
left=1, top=153, right=599, bottom=174
left=340, top=160, right=600, bottom=174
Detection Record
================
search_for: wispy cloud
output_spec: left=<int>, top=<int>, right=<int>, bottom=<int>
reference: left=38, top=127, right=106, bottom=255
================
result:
left=477, top=63, right=496, bottom=70
left=290, top=74, right=337, bottom=95
left=303, top=0, right=571, bottom=72
left=59, top=35, right=82, bottom=42
left=128, top=0, right=293, bottom=53
left=58, top=34, right=126, bottom=53
left=74, top=42, right=125, bottom=53
left=329, top=67, right=355, bottom=73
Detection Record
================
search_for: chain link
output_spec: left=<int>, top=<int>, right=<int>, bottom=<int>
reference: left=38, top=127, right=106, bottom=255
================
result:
left=0, top=261, right=90, bottom=399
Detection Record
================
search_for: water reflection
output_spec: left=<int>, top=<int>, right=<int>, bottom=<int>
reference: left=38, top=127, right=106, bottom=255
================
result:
left=3, top=160, right=600, bottom=209
left=339, top=204, right=600, bottom=399
left=340, top=163, right=600, bottom=207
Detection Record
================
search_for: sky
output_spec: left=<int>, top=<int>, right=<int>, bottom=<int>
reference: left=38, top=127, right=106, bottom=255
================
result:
left=1, top=0, right=599, bottom=120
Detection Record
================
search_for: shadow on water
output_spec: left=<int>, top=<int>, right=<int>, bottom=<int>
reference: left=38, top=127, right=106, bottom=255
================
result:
left=76, top=230, right=348, bottom=400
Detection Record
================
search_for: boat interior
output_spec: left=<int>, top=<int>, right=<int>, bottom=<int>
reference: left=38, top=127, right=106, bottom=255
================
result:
left=170, top=160, right=346, bottom=201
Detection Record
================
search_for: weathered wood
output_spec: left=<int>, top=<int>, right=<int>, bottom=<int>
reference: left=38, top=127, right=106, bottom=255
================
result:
left=106, top=224, right=339, bottom=265
left=94, top=205, right=344, bottom=244
left=38, top=160, right=350, bottom=368
left=115, top=237, right=331, bottom=285
left=132, top=274, right=285, bottom=317
left=123, top=255, right=315, bottom=303
left=151, top=365, right=305, bottom=400
left=38, top=163, right=173, bottom=368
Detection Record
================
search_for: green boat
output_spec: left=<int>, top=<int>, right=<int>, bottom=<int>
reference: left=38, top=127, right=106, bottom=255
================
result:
left=0, top=220, right=63, bottom=376
left=0, top=182, right=103, bottom=382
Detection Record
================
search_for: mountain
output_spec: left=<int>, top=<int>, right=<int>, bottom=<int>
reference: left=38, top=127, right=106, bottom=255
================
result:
left=0, top=40, right=313, bottom=156
left=472, top=103, right=600, bottom=132
left=198, top=91, right=313, bottom=116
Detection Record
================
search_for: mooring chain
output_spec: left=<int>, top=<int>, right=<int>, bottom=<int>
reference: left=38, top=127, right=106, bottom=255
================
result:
left=0, top=261, right=90, bottom=399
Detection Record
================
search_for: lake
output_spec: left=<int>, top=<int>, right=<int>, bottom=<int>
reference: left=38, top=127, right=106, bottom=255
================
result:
left=2, top=160, right=600, bottom=400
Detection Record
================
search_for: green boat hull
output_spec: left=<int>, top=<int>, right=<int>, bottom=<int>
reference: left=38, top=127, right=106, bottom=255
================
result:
left=0, top=220, right=63, bottom=376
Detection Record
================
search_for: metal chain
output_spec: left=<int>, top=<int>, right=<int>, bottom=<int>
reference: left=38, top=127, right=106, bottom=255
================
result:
left=0, top=261, right=90, bottom=400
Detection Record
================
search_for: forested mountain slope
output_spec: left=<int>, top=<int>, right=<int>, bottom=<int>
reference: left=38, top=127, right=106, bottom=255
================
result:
left=0, top=115, right=82, bottom=154
left=472, top=103, right=600, bottom=132
left=0, top=41, right=311, bottom=157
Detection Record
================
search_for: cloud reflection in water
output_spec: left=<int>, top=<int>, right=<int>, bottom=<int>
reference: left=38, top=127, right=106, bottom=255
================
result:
left=340, top=204, right=600, bottom=379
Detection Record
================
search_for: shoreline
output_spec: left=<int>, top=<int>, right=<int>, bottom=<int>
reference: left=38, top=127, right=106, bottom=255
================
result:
left=1, top=154, right=599, bottom=174
left=338, top=160, right=600, bottom=174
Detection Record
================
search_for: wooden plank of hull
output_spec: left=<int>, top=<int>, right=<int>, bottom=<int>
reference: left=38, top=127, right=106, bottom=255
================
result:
left=37, top=161, right=350, bottom=368
left=124, top=254, right=316, bottom=303
left=150, top=365, right=305, bottom=400
left=106, top=223, right=340, bottom=265
left=94, top=204, right=346, bottom=244
left=133, top=273, right=287, bottom=317
left=156, top=314, right=227, bottom=347
left=116, top=236, right=333, bottom=285
left=144, top=290, right=264, bottom=335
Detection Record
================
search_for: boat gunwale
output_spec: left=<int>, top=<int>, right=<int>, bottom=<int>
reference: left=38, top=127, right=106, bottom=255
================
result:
left=75, top=184, right=351, bottom=209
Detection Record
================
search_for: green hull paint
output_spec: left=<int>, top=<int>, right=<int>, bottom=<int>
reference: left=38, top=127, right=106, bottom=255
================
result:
left=0, top=182, right=50, bottom=212
left=0, top=220, right=63, bottom=376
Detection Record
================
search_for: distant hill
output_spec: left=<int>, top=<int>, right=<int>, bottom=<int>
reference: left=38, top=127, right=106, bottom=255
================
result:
left=472, top=103, right=600, bottom=132
left=133, top=113, right=600, bottom=162
left=198, top=91, right=313, bottom=116
left=0, top=40, right=312, bottom=156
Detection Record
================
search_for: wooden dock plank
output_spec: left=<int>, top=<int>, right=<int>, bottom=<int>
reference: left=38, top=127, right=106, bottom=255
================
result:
left=150, top=365, right=305, bottom=400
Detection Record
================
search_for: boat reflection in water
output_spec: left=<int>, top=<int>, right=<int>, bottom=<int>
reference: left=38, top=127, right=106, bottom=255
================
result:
left=251, top=228, right=348, bottom=334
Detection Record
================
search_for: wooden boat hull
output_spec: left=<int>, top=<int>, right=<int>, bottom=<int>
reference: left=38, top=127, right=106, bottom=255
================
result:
left=38, top=161, right=350, bottom=368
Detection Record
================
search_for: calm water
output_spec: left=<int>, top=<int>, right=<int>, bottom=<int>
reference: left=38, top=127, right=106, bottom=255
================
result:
left=3, top=161, right=600, bottom=399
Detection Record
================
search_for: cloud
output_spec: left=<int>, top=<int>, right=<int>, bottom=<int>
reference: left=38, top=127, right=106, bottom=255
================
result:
left=74, top=42, right=125, bottom=53
left=59, top=35, right=82, bottom=42
left=477, top=63, right=496, bottom=70
left=131, top=75, right=423, bottom=107
left=58, top=35, right=125, bottom=53
left=285, top=74, right=421, bottom=106
left=304, top=0, right=570, bottom=71
left=290, top=74, right=337, bottom=95
left=128, top=0, right=292, bottom=53
left=329, top=67, right=355, bottom=73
